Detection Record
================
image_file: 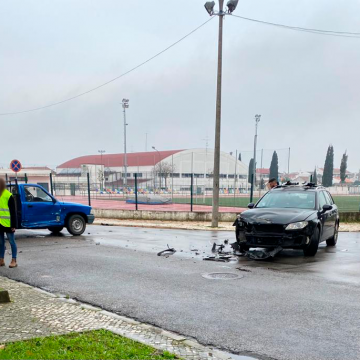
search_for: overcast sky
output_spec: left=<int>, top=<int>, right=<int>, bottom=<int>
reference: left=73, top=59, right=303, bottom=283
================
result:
left=0, top=0, right=359, bottom=172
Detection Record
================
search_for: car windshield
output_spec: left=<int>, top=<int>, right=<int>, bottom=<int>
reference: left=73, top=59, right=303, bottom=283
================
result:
left=256, top=191, right=316, bottom=210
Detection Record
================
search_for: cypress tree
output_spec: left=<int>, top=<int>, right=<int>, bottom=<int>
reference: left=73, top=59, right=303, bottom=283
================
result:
left=323, top=145, right=334, bottom=187
left=340, top=151, right=348, bottom=183
left=269, top=151, right=279, bottom=181
left=248, top=158, right=254, bottom=184
left=313, top=168, right=318, bottom=185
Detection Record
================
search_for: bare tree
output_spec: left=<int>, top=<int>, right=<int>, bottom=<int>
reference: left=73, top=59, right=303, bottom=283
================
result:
left=97, top=169, right=105, bottom=190
left=154, top=162, right=176, bottom=188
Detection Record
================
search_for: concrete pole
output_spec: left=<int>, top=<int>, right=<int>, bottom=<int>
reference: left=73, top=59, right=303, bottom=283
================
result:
left=250, top=115, right=261, bottom=203
left=123, top=107, right=128, bottom=187
left=211, top=0, right=224, bottom=228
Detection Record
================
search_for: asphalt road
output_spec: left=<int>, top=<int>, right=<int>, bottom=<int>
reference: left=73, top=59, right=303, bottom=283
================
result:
left=1, top=225, right=360, bottom=360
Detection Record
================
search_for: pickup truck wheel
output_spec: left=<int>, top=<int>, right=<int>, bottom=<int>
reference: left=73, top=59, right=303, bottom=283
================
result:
left=303, top=227, right=320, bottom=257
left=67, top=215, right=86, bottom=236
left=48, top=226, right=64, bottom=234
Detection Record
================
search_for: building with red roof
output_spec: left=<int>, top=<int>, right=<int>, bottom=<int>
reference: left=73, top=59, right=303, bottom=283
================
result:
left=56, top=149, right=249, bottom=192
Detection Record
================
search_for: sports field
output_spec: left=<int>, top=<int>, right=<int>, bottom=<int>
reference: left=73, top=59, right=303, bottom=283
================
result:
left=172, top=195, right=360, bottom=212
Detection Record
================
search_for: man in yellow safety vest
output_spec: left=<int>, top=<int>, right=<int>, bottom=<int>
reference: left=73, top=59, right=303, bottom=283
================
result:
left=0, top=178, right=17, bottom=268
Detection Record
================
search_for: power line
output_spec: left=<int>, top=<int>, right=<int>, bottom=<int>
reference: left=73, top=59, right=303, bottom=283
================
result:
left=0, top=17, right=215, bottom=116
left=230, top=14, right=360, bottom=38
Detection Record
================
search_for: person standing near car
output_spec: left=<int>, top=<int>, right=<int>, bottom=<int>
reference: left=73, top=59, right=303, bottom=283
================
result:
left=267, top=178, right=278, bottom=190
left=0, top=178, right=17, bottom=268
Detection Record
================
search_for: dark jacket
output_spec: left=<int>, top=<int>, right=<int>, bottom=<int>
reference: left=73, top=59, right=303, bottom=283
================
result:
left=0, top=195, right=16, bottom=232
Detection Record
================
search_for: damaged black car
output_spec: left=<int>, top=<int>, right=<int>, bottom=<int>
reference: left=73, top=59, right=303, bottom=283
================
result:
left=235, top=184, right=339, bottom=256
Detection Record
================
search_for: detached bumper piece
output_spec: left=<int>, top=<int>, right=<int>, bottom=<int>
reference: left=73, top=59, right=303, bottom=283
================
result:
left=87, top=214, right=95, bottom=224
left=246, top=246, right=283, bottom=260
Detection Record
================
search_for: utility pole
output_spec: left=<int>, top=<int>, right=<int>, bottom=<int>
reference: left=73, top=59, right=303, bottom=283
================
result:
left=211, top=0, right=224, bottom=228
left=204, top=0, right=239, bottom=227
left=122, top=99, right=129, bottom=187
left=259, top=148, right=263, bottom=197
left=288, top=147, right=291, bottom=176
left=250, top=115, right=261, bottom=203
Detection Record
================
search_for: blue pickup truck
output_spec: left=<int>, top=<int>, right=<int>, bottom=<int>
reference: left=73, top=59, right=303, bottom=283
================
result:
left=7, top=183, right=95, bottom=236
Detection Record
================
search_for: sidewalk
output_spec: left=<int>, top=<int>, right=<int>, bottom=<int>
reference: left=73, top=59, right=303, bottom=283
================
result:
left=0, top=276, right=236, bottom=360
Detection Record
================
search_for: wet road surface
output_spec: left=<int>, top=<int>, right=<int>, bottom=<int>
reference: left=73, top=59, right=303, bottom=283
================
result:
left=1, top=225, right=360, bottom=360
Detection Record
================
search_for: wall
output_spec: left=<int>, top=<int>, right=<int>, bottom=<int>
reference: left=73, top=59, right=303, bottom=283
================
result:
left=93, top=209, right=237, bottom=222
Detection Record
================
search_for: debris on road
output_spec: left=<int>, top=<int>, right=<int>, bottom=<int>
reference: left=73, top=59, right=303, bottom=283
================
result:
left=157, top=245, right=176, bottom=257
left=246, top=247, right=283, bottom=260
left=203, top=256, right=230, bottom=262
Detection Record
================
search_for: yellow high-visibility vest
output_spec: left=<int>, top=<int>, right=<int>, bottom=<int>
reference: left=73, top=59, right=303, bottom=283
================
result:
left=0, top=189, right=12, bottom=228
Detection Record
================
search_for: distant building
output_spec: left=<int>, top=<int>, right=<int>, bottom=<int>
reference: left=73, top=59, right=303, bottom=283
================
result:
left=0, top=167, right=54, bottom=192
left=56, top=149, right=249, bottom=193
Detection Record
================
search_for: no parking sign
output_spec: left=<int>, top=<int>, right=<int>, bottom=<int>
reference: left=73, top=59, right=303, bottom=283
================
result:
left=10, top=159, right=22, bottom=173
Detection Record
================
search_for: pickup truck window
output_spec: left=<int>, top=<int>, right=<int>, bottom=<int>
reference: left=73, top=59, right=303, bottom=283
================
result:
left=24, top=186, right=52, bottom=203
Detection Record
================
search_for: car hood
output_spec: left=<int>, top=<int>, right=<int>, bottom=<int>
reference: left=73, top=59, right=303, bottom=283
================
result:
left=241, top=208, right=316, bottom=225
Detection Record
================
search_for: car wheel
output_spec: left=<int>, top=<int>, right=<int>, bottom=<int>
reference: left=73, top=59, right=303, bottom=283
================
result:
left=48, top=226, right=64, bottom=234
left=67, top=215, right=86, bottom=236
left=303, top=227, right=320, bottom=257
left=326, top=222, right=339, bottom=246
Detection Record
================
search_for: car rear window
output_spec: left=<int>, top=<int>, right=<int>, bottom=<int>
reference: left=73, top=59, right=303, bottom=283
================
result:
left=256, top=191, right=316, bottom=210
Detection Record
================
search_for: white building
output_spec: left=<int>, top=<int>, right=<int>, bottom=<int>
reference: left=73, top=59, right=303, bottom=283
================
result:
left=56, top=149, right=249, bottom=193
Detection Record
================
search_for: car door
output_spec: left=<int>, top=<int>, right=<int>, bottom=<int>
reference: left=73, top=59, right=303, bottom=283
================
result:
left=318, top=191, right=330, bottom=241
left=324, top=191, right=337, bottom=236
left=22, top=185, right=61, bottom=228
left=318, top=191, right=333, bottom=241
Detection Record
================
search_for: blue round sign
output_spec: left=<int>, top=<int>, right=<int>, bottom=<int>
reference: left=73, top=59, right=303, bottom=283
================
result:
left=10, top=159, right=22, bottom=173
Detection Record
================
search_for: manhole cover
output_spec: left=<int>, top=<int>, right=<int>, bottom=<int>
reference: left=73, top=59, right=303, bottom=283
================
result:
left=202, top=272, right=244, bottom=280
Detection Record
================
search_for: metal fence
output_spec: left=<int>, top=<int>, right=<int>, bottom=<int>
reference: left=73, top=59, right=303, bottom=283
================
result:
left=50, top=171, right=360, bottom=213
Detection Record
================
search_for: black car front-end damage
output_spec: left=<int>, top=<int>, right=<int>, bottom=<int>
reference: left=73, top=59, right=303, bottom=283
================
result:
left=236, top=219, right=317, bottom=249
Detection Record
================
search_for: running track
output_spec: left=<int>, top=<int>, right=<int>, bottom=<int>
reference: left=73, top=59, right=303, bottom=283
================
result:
left=57, top=196, right=245, bottom=213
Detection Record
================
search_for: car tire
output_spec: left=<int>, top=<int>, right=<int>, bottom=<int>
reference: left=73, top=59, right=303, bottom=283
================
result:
left=303, top=227, right=320, bottom=257
left=48, top=226, right=64, bottom=234
left=326, top=222, right=339, bottom=247
left=66, top=215, right=86, bottom=236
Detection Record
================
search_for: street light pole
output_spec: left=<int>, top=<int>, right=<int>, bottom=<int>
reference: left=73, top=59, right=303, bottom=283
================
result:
left=250, top=115, right=261, bottom=203
left=212, top=0, right=224, bottom=228
left=204, top=0, right=239, bottom=227
left=122, top=99, right=129, bottom=188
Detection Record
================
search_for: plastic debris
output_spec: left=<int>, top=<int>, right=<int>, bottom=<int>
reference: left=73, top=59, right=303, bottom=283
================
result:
left=246, top=246, right=283, bottom=260
left=157, top=245, right=176, bottom=257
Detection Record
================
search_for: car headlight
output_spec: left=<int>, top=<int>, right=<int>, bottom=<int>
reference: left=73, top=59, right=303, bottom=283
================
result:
left=285, top=221, right=308, bottom=230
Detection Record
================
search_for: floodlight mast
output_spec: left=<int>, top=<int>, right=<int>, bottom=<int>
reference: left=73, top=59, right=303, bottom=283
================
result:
left=122, top=99, right=129, bottom=188
left=204, top=0, right=239, bottom=227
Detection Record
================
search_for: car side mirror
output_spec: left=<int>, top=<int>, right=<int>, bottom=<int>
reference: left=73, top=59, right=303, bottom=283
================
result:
left=322, top=204, right=332, bottom=212
left=248, top=203, right=255, bottom=209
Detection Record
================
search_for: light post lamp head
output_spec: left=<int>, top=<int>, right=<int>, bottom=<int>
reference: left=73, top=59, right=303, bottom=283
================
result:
left=226, top=0, right=239, bottom=13
left=255, top=114, right=261, bottom=123
left=204, top=1, right=215, bottom=15
left=122, top=99, right=129, bottom=109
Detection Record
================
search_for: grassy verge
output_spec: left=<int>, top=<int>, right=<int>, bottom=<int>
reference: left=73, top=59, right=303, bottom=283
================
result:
left=0, top=329, right=177, bottom=360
